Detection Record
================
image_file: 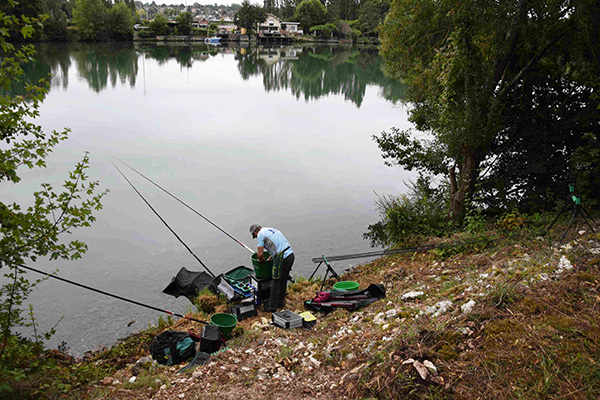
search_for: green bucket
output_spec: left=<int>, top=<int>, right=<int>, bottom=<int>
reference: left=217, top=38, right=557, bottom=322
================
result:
left=333, top=281, right=359, bottom=291
left=210, top=313, right=237, bottom=339
left=251, top=251, right=272, bottom=279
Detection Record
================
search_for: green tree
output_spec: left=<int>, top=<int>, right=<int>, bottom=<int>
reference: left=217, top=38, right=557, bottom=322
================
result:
left=357, top=0, right=389, bottom=37
left=41, top=0, right=70, bottom=41
left=2, top=0, right=44, bottom=41
left=108, top=1, right=135, bottom=40
left=234, top=0, right=267, bottom=34
left=377, top=0, right=599, bottom=224
left=0, top=1, right=107, bottom=377
left=73, top=0, right=108, bottom=40
left=149, top=13, right=170, bottom=35
left=175, top=11, right=192, bottom=35
left=294, top=0, right=327, bottom=32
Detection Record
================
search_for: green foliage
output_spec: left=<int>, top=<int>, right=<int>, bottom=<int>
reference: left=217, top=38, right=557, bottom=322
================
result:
left=463, top=211, right=488, bottom=236
left=234, top=0, right=266, bottom=34
left=364, top=176, right=449, bottom=248
left=108, top=1, right=134, bottom=40
left=41, top=0, right=70, bottom=41
left=156, top=314, right=174, bottom=330
left=357, top=0, right=389, bottom=37
left=73, top=0, right=107, bottom=40
left=0, top=5, right=107, bottom=390
left=193, top=27, right=208, bottom=36
left=491, top=282, right=523, bottom=309
left=149, top=13, right=170, bottom=36
left=497, top=211, right=526, bottom=232
left=294, top=0, right=327, bottom=31
left=175, top=11, right=192, bottom=36
left=378, top=0, right=600, bottom=223
left=73, top=0, right=136, bottom=41
left=309, top=23, right=336, bottom=38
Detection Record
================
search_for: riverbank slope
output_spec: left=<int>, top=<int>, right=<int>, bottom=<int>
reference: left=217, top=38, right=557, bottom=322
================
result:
left=11, top=225, right=600, bottom=399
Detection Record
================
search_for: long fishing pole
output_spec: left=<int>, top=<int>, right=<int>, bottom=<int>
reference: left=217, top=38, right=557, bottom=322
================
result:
left=111, top=155, right=254, bottom=253
left=111, top=161, right=216, bottom=278
left=13, top=262, right=209, bottom=324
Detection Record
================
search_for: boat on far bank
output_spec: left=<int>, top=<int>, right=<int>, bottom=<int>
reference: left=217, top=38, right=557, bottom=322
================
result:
left=204, top=36, right=221, bottom=44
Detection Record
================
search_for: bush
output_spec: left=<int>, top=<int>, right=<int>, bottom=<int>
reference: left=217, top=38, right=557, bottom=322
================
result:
left=309, top=23, right=337, bottom=38
left=364, top=176, right=449, bottom=247
left=193, top=28, right=208, bottom=36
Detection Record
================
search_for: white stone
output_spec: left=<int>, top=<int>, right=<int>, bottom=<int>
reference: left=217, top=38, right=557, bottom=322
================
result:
left=423, top=360, right=436, bottom=372
left=458, top=327, right=473, bottom=335
left=538, top=273, right=549, bottom=281
left=308, top=356, right=321, bottom=368
left=385, top=308, right=398, bottom=318
left=401, top=291, right=424, bottom=300
left=128, top=376, right=136, bottom=383
left=373, top=313, right=386, bottom=325
left=557, top=255, right=573, bottom=273
left=461, top=300, right=476, bottom=314
left=412, top=360, right=428, bottom=380
left=424, top=300, right=453, bottom=317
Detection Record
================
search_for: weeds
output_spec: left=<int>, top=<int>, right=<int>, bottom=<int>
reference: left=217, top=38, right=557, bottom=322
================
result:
left=490, top=281, right=523, bottom=308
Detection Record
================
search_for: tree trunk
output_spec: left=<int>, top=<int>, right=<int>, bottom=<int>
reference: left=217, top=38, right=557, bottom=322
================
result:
left=448, top=147, right=480, bottom=225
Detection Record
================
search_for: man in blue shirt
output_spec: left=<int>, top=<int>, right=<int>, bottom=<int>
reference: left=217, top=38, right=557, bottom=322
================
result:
left=250, top=224, right=295, bottom=312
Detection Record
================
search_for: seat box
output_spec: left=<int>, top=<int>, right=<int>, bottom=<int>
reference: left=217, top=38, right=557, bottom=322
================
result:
left=230, top=301, right=257, bottom=321
left=255, top=278, right=273, bottom=303
left=272, top=310, right=303, bottom=329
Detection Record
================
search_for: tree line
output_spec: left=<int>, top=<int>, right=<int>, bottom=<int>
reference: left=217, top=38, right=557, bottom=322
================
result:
left=4, top=0, right=138, bottom=41
left=4, top=0, right=391, bottom=42
left=235, top=0, right=389, bottom=38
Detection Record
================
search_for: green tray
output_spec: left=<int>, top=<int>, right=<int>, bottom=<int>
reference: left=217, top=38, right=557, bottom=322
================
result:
left=225, top=266, right=253, bottom=284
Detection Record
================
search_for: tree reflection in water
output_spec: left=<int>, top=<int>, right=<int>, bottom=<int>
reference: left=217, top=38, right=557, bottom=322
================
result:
left=15, top=43, right=404, bottom=107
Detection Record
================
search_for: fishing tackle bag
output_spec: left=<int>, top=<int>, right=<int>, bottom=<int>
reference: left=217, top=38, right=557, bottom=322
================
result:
left=149, top=330, right=199, bottom=365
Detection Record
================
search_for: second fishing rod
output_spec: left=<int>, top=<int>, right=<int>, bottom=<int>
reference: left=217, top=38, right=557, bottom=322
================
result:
left=112, top=155, right=254, bottom=254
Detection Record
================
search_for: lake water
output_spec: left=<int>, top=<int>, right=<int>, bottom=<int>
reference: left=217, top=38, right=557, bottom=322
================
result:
left=3, top=42, right=412, bottom=356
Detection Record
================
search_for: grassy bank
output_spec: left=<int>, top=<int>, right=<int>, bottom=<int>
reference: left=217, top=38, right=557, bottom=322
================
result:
left=2, top=219, right=599, bottom=399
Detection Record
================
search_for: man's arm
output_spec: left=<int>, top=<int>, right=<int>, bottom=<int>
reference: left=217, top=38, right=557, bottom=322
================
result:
left=257, top=246, right=264, bottom=262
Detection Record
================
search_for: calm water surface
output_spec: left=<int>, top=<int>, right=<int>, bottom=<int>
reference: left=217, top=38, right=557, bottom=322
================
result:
left=4, top=42, right=412, bottom=355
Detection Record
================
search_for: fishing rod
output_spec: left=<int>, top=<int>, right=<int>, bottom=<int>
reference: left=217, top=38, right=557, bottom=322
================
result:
left=111, top=160, right=216, bottom=278
left=14, top=262, right=209, bottom=325
left=111, top=155, right=254, bottom=254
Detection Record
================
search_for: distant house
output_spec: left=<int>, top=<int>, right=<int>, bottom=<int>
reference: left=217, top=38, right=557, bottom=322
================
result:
left=218, top=24, right=237, bottom=34
left=192, top=17, right=209, bottom=29
left=281, top=22, right=302, bottom=35
left=259, top=13, right=281, bottom=33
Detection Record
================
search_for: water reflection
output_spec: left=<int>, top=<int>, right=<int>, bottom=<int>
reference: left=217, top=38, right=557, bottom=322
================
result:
left=28, top=43, right=404, bottom=106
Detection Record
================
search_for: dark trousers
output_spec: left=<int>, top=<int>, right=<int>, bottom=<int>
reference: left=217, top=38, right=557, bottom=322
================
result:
left=269, top=253, right=294, bottom=309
